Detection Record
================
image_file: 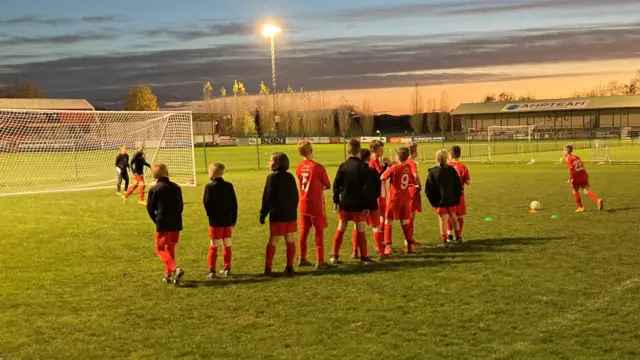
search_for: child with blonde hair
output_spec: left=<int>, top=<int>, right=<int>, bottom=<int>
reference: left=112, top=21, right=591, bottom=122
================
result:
left=425, top=149, right=463, bottom=248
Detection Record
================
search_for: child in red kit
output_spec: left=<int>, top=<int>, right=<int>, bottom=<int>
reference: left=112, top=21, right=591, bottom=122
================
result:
left=124, top=141, right=151, bottom=205
left=563, top=145, right=603, bottom=212
left=447, top=146, right=471, bottom=243
left=381, top=147, right=417, bottom=255
left=295, top=140, right=333, bottom=270
left=426, top=150, right=463, bottom=248
left=406, top=141, right=422, bottom=246
left=146, top=163, right=185, bottom=285
left=260, top=152, right=299, bottom=276
left=203, top=162, right=238, bottom=278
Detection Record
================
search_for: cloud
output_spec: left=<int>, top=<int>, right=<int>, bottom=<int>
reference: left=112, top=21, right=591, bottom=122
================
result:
left=0, top=15, right=124, bottom=26
left=0, top=33, right=117, bottom=46
left=139, top=21, right=254, bottom=41
left=4, top=21, right=640, bottom=107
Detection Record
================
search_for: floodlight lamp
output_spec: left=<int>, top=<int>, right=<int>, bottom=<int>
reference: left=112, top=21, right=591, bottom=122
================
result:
left=262, top=24, right=281, bottom=37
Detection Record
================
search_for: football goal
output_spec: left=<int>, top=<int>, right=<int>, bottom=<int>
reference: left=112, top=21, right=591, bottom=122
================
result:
left=0, top=109, right=196, bottom=196
left=488, top=125, right=537, bottom=163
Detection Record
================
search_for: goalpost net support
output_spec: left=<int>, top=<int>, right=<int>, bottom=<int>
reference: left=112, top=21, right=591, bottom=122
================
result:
left=487, top=124, right=538, bottom=164
left=0, top=109, right=196, bottom=197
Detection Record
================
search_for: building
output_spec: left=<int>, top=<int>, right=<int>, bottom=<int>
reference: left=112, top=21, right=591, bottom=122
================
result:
left=451, top=96, right=640, bottom=138
left=0, top=98, right=94, bottom=111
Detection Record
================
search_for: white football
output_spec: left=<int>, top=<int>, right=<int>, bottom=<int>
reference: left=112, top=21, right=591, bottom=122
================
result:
left=530, top=201, right=541, bottom=210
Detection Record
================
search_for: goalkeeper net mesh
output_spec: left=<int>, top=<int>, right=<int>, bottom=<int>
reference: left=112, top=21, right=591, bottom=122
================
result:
left=487, top=125, right=537, bottom=163
left=0, top=110, right=196, bottom=196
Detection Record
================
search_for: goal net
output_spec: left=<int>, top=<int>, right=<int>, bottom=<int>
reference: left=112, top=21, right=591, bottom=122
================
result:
left=487, top=125, right=537, bottom=163
left=0, top=109, right=196, bottom=196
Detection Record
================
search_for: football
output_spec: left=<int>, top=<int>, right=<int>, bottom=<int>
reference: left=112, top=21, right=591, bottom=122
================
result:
left=530, top=201, right=541, bottom=210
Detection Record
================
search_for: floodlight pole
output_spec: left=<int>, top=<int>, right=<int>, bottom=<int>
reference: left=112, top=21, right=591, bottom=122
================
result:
left=270, top=35, right=277, bottom=113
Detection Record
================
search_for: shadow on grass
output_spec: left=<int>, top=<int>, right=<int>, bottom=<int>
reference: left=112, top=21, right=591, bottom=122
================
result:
left=467, top=236, right=566, bottom=247
left=605, top=207, right=640, bottom=214
left=177, top=258, right=484, bottom=288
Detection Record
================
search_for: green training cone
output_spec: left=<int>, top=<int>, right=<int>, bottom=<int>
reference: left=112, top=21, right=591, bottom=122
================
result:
left=550, top=215, right=558, bottom=219
left=484, top=217, right=494, bottom=222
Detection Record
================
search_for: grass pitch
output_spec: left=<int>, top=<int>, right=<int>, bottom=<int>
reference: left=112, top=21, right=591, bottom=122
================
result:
left=1, top=144, right=640, bottom=359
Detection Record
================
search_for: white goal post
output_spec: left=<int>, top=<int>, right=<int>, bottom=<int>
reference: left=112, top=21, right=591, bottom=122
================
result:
left=487, top=125, right=538, bottom=164
left=0, top=109, right=196, bottom=196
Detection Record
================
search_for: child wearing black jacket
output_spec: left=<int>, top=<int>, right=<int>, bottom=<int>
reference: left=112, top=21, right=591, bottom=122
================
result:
left=260, top=152, right=299, bottom=276
left=426, top=149, right=463, bottom=248
left=352, top=149, right=386, bottom=258
left=146, top=163, right=185, bottom=285
left=203, top=162, right=237, bottom=278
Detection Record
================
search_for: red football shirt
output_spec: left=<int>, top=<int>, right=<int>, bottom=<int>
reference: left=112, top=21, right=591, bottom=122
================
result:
left=296, top=159, right=331, bottom=216
left=448, top=161, right=471, bottom=193
left=406, top=156, right=420, bottom=196
left=370, top=156, right=387, bottom=199
left=381, top=163, right=415, bottom=206
left=566, top=154, right=588, bottom=182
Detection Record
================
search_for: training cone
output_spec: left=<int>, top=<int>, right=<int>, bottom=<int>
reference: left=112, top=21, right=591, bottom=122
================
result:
left=550, top=215, right=558, bottom=219
left=484, top=217, right=494, bottom=222
left=529, top=210, right=537, bottom=214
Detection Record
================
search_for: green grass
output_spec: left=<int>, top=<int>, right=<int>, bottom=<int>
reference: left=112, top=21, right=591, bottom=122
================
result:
left=2, top=144, right=640, bottom=360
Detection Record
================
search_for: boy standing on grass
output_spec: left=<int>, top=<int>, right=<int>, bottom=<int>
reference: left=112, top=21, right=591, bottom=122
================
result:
left=447, top=146, right=471, bottom=243
left=295, top=141, right=333, bottom=270
left=114, top=144, right=130, bottom=195
left=406, top=141, right=422, bottom=246
left=381, top=147, right=417, bottom=255
left=426, top=150, right=463, bottom=248
left=123, top=141, right=151, bottom=205
left=203, top=163, right=238, bottom=278
left=332, top=139, right=375, bottom=265
left=146, top=163, right=185, bottom=285
left=260, top=152, right=299, bottom=276
left=563, top=145, right=604, bottom=212
left=359, top=149, right=386, bottom=258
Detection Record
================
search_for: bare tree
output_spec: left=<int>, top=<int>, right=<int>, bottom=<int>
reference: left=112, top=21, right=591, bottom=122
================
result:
left=410, top=83, right=424, bottom=134
left=483, top=93, right=497, bottom=103
left=360, top=98, right=374, bottom=135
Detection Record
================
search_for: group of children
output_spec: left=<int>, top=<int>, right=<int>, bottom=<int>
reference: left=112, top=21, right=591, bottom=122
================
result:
left=125, top=139, right=602, bottom=285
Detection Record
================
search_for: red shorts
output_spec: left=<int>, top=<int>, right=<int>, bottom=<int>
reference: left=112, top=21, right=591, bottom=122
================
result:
left=208, top=226, right=232, bottom=240
left=435, top=207, right=457, bottom=216
left=386, top=202, right=411, bottom=221
left=339, top=211, right=365, bottom=223
left=456, top=195, right=467, bottom=216
left=269, top=221, right=297, bottom=237
left=410, top=194, right=422, bottom=213
left=367, top=209, right=381, bottom=227
left=571, top=179, right=589, bottom=191
left=300, top=214, right=328, bottom=230
left=133, top=174, right=145, bottom=183
left=155, top=231, right=180, bottom=246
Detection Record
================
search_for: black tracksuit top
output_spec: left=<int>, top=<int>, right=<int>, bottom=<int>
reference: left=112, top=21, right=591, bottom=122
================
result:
left=203, top=177, right=238, bottom=227
left=146, top=177, right=184, bottom=232
left=425, top=164, right=463, bottom=208
left=115, top=153, right=130, bottom=171
left=260, top=169, right=299, bottom=223
left=333, top=156, right=372, bottom=212
left=130, top=151, right=150, bottom=175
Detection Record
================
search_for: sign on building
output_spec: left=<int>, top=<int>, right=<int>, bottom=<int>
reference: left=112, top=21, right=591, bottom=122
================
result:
left=501, top=101, right=590, bottom=112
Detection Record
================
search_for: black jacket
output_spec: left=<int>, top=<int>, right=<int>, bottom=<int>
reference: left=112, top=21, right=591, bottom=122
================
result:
left=260, top=170, right=299, bottom=223
left=146, top=177, right=183, bottom=232
left=425, top=165, right=463, bottom=208
left=203, top=177, right=238, bottom=227
left=333, top=157, right=371, bottom=212
left=131, top=151, right=150, bottom=175
left=364, top=166, right=382, bottom=211
left=115, top=153, right=130, bottom=171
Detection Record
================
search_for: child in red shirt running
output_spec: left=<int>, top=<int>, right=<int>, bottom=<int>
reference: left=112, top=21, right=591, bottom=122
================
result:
left=563, top=145, right=603, bottom=212
left=381, top=147, right=417, bottom=255
left=260, top=152, right=299, bottom=276
left=296, top=140, right=333, bottom=270
left=426, top=150, right=463, bottom=248
left=447, top=146, right=471, bottom=243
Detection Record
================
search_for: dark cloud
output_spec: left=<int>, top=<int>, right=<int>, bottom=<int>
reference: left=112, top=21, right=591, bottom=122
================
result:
left=0, top=33, right=117, bottom=46
left=5, top=22, right=640, bottom=108
left=323, top=0, right=640, bottom=21
left=0, top=15, right=124, bottom=26
left=139, top=21, right=254, bottom=41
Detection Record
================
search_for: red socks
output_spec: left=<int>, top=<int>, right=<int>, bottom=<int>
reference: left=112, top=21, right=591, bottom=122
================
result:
left=585, top=191, right=599, bottom=203
left=458, top=218, right=464, bottom=234
left=333, top=230, right=345, bottom=257
left=299, top=225, right=310, bottom=260
left=574, top=193, right=584, bottom=207
left=286, top=242, right=296, bottom=266
left=384, top=224, right=392, bottom=245
left=156, top=245, right=177, bottom=276
left=167, top=244, right=176, bottom=261
left=373, top=232, right=385, bottom=254
left=315, top=229, right=325, bottom=264
left=223, top=246, right=232, bottom=269
left=440, top=234, right=447, bottom=242
left=124, top=183, right=137, bottom=198
left=401, top=223, right=413, bottom=244
left=446, top=218, right=453, bottom=232
left=207, top=245, right=218, bottom=271
left=265, top=243, right=276, bottom=269
left=139, top=185, right=146, bottom=201
left=357, top=231, right=368, bottom=258
left=352, top=229, right=359, bottom=255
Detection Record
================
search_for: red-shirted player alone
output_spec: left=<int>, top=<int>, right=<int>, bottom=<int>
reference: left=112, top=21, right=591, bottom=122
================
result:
left=563, top=145, right=604, bottom=212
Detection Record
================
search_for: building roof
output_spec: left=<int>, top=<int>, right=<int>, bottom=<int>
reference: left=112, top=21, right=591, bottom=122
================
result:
left=451, top=95, right=640, bottom=116
left=0, top=98, right=94, bottom=110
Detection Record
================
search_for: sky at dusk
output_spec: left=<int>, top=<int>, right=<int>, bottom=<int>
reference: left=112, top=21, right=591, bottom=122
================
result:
left=1, top=0, right=640, bottom=110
